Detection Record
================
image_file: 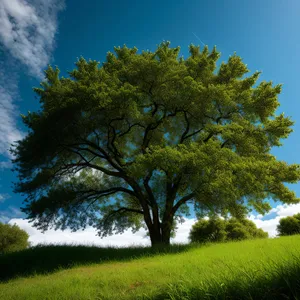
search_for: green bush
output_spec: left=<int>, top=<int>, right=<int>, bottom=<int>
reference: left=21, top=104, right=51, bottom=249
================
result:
left=188, top=217, right=227, bottom=243
left=189, top=216, right=268, bottom=243
left=0, top=222, right=30, bottom=254
left=277, top=213, right=300, bottom=236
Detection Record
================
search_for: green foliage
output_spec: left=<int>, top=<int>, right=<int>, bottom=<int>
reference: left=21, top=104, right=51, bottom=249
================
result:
left=11, top=42, right=300, bottom=246
left=0, top=223, right=29, bottom=254
left=188, top=217, right=227, bottom=243
left=189, top=216, right=268, bottom=243
left=277, top=213, right=300, bottom=236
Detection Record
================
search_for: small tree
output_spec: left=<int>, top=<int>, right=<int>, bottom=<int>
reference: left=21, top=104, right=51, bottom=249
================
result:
left=0, top=223, right=30, bottom=254
left=277, top=213, right=300, bottom=236
left=189, top=217, right=268, bottom=243
left=188, top=217, right=227, bottom=243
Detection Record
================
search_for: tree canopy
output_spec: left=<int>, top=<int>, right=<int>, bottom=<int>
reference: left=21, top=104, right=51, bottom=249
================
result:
left=277, top=213, right=300, bottom=236
left=0, top=223, right=30, bottom=254
left=11, top=42, right=300, bottom=247
left=189, top=216, right=268, bottom=243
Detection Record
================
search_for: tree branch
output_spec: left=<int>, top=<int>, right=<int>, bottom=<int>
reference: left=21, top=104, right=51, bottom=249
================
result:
left=203, top=132, right=215, bottom=143
left=143, top=170, right=156, bottom=206
left=182, top=128, right=203, bottom=141
left=79, top=139, right=125, bottom=172
left=102, top=207, right=145, bottom=227
left=221, top=139, right=230, bottom=148
left=172, top=192, right=195, bottom=214
left=76, top=187, right=137, bottom=198
left=60, top=161, right=123, bottom=178
left=119, top=121, right=146, bottom=138
left=109, top=207, right=144, bottom=215
left=141, top=108, right=183, bottom=153
left=179, top=111, right=190, bottom=143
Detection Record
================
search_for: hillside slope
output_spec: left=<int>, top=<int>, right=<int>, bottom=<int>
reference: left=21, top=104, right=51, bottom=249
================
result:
left=1, top=236, right=300, bottom=299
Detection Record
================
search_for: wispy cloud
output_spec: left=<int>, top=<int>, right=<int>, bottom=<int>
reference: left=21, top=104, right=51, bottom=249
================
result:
left=0, top=206, right=24, bottom=224
left=0, top=214, right=10, bottom=223
left=0, top=160, right=12, bottom=169
left=0, top=69, right=23, bottom=157
left=0, top=193, right=10, bottom=203
left=0, top=0, right=65, bottom=159
left=0, top=0, right=65, bottom=78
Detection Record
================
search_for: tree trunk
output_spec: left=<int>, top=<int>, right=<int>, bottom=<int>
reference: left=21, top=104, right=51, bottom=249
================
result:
left=149, top=228, right=163, bottom=247
left=162, top=225, right=171, bottom=245
left=148, top=222, right=172, bottom=248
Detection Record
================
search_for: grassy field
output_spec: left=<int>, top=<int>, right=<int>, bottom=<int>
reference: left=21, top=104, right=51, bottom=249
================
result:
left=1, top=236, right=300, bottom=299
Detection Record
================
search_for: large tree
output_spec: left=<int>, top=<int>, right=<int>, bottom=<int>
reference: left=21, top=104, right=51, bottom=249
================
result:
left=12, top=42, right=300, bottom=247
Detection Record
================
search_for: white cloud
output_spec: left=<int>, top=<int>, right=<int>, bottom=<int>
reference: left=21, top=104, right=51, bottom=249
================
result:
left=0, top=160, right=12, bottom=169
left=0, top=193, right=10, bottom=203
left=0, top=0, right=65, bottom=157
left=248, top=215, right=281, bottom=238
left=5, top=202, right=300, bottom=246
left=6, top=217, right=197, bottom=247
left=9, top=218, right=153, bottom=247
left=0, top=214, right=10, bottom=223
left=0, top=0, right=65, bottom=78
left=249, top=203, right=300, bottom=237
left=171, top=218, right=198, bottom=244
left=0, top=80, right=24, bottom=157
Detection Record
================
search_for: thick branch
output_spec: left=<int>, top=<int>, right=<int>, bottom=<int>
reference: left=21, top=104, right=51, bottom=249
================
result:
left=61, top=161, right=123, bottom=178
left=77, top=187, right=137, bottom=198
left=141, top=108, right=183, bottom=153
left=172, top=192, right=195, bottom=214
left=72, top=146, right=106, bottom=159
left=203, top=131, right=217, bottom=143
left=112, top=207, right=144, bottom=215
left=75, top=187, right=139, bottom=215
left=80, top=139, right=125, bottom=172
left=143, top=170, right=160, bottom=229
left=143, top=170, right=156, bottom=206
left=221, top=139, right=230, bottom=148
left=106, top=116, right=126, bottom=165
left=182, top=128, right=203, bottom=141
left=162, top=173, right=183, bottom=225
left=119, top=121, right=146, bottom=137
left=62, top=146, right=152, bottom=218
left=108, top=123, right=123, bottom=158
left=102, top=206, right=145, bottom=226
left=179, top=111, right=190, bottom=143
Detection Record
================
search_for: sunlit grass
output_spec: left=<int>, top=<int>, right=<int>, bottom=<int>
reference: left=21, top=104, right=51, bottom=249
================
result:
left=1, top=236, right=300, bottom=299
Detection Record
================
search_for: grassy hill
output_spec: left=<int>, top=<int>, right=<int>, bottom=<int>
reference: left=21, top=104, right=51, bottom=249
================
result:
left=1, top=236, right=300, bottom=299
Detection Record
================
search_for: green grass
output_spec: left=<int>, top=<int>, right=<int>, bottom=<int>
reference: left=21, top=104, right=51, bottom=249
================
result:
left=0, top=242, right=192, bottom=282
left=1, top=236, right=300, bottom=299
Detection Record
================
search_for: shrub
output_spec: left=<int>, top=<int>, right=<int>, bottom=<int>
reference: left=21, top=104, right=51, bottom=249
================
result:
left=188, top=217, right=227, bottom=243
left=0, top=222, right=30, bottom=254
left=189, top=217, right=268, bottom=243
left=277, top=213, right=300, bottom=236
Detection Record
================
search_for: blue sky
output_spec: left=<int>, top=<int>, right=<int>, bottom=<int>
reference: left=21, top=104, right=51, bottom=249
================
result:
left=1, top=0, right=300, bottom=245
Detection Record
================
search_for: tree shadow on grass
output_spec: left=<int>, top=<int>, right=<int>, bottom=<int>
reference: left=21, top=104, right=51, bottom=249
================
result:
left=0, top=243, right=194, bottom=282
left=151, top=257, right=300, bottom=300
